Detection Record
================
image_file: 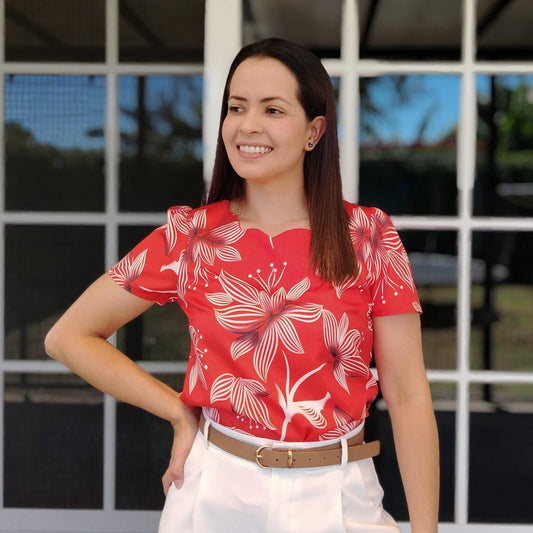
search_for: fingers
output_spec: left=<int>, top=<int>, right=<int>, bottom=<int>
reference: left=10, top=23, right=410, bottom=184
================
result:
left=162, top=448, right=188, bottom=495
left=161, top=412, right=200, bottom=495
left=162, top=466, right=184, bottom=495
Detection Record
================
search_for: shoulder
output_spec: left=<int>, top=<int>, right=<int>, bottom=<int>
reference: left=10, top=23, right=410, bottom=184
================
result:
left=342, top=201, right=394, bottom=229
left=166, top=201, right=233, bottom=232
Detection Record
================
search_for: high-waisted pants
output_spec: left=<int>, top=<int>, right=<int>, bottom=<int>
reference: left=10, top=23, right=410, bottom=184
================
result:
left=158, top=416, right=399, bottom=533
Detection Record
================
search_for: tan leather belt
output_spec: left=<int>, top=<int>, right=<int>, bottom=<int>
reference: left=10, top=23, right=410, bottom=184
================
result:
left=199, top=414, right=380, bottom=469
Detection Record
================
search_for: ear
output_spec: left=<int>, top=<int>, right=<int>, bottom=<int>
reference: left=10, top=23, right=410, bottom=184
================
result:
left=305, top=116, right=326, bottom=150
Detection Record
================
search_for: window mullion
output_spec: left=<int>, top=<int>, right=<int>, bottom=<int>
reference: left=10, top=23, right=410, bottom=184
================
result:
left=203, top=0, right=242, bottom=191
left=339, top=0, right=358, bottom=203
left=0, top=0, right=6, bottom=511
left=455, top=0, right=478, bottom=526
left=103, top=0, right=120, bottom=512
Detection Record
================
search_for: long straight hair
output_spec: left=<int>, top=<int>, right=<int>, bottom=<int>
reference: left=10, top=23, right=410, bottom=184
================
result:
left=205, top=38, right=358, bottom=284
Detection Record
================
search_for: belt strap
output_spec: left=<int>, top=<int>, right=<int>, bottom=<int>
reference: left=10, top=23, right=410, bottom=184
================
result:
left=199, top=415, right=380, bottom=469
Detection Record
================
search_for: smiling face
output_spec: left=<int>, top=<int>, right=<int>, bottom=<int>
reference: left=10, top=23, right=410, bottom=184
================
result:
left=222, top=57, right=323, bottom=189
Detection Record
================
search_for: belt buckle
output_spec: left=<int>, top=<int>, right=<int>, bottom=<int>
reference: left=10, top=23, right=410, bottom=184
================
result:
left=255, top=445, right=271, bottom=468
left=255, top=445, right=294, bottom=468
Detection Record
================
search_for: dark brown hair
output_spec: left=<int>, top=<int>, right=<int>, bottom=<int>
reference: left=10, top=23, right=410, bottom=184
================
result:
left=205, top=38, right=358, bottom=284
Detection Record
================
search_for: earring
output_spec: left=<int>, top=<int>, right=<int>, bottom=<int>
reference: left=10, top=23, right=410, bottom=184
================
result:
left=307, top=142, right=314, bottom=148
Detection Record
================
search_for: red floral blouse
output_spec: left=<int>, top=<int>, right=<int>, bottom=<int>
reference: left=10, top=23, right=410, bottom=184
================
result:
left=109, top=200, right=421, bottom=442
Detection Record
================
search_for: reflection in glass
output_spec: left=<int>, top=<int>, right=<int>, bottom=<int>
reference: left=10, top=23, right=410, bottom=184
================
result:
left=5, top=0, right=105, bottom=62
left=400, top=230, right=458, bottom=370
left=118, top=75, right=204, bottom=212
left=116, top=226, right=190, bottom=361
left=242, top=0, right=342, bottom=58
left=115, top=375, right=184, bottom=510
left=4, top=225, right=105, bottom=360
left=475, top=74, right=533, bottom=217
left=477, top=0, right=533, bottom=60
left=358, top=0, right=461, bottom=60
left=469, top=384, right=533, bottom=522
left=359, top=74, right=459, bottom=216
left=471, top=231, right=533, bottom=374
left=4, top=374, right=103, bottom=508
left=119, top=0, right=204, bottom=62
left=5, top=75, right=106, bottom=211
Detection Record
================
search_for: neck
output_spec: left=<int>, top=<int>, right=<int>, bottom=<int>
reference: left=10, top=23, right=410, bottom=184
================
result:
left=232, top=181, right=309, bottom=235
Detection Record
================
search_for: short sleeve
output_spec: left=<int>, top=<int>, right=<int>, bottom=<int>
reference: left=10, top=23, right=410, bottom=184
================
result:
left=108, top=206, right=192, bottom=305
left=349, top=205, right=421, bottom=317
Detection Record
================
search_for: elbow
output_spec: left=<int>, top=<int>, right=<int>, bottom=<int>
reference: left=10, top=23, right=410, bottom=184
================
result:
left=44, top=325, right=64, bottom=362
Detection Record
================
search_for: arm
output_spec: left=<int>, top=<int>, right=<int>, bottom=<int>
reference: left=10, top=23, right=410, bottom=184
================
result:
left=45, top=273, right=199, bottom=493
left=373, top=313, right=439, bottom=533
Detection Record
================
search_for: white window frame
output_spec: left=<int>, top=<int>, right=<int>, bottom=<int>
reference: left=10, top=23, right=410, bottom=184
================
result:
left=0, top=1, right=532, bottom=531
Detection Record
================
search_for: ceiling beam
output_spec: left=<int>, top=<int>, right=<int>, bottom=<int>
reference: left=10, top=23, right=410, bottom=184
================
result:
left=477, top=0, right=514, bottom=37
left=6, top=5, right=66, bottom=48
left=119, top=0, right=164, bottom=48
left=360, top=0, right=381, bottom=50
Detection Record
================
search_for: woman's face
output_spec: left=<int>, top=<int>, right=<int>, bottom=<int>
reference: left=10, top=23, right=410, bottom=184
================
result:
left=222, top=57, right=321, bottom=188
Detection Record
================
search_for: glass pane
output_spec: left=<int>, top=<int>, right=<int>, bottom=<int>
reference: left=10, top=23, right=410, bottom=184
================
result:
left=469, top=384, right=533, bottom=523
left=5, top=0, right=105, bottom=62
left=115, top=374, right=184, bottom=510
left=359, top=74, right=459, bottom=216
left=477, top=0, right=533, bottom=60
left=369, top=383, right=455, bottom=522
left=118, top=75, right=204, bottom=212
left=401, top=230, right=458, bottom=370
left=119, top=0, right=204, bottom=62
left=4, top=373, right=103, bottom=508
left=470, top=231, right=533, bottom=372
left=475, top=74, right=533, bottom=217
left=242, top=0, right=342, bottom=58
left=116, top=226, right=190, bottom=361
left=4, top=225, right=105, bottom=360
left=5, top=74, right=106, bottom=211
left=358, top=0, right=461, bottom=60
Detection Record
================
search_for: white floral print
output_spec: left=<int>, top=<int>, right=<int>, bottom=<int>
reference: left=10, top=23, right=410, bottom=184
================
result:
left=206, top=269, right=323, bottom=381
left=319, top=405, right=366, bottom=441
left=322, top=310, right=368, bottom=393
left=161, top=207, right=245, bottom=303
left=275, top=352, right=330, bottom=441
left=109, top=248, right=148, bottom=291
left=349, top=206, right=415, bottom=304
left=210, top=373, right=276, bottom=430
left=108, top=201, right=421, bottom=441
left=188, top=326, right=208, bottom=392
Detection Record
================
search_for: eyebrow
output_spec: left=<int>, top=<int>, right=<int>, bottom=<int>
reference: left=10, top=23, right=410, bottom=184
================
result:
left=228, top=95, right=291, bottom=105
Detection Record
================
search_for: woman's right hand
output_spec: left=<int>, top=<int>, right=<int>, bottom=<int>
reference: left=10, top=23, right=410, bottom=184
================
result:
left=162, top=405, right=201, bottom=495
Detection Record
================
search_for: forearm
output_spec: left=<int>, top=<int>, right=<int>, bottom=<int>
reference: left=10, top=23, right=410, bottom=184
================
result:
left=45, top=274, right=196, bottom=426
left=45, top=330, right=189, bottom=426
left=387, top=394, right=439, bottom=533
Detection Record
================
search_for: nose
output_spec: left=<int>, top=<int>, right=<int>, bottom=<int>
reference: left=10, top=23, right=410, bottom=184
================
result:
left=239, top=108, right=263, bottom=134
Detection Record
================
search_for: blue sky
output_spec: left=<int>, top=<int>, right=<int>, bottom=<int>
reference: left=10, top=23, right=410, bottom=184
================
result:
left=5, top=73, right=533, bottom=150
left=360, top=74, right=461, bottom=145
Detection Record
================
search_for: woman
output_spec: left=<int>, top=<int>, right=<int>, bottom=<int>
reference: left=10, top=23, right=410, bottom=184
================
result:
left=45, top=38, right=439, bottom=532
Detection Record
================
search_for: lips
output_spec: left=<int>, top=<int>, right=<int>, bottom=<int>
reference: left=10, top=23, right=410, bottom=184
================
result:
left=238, top=145, right=273, bottom=154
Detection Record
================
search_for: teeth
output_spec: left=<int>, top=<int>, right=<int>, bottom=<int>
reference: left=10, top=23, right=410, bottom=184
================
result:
left=239, top=145, right=273, bottom=154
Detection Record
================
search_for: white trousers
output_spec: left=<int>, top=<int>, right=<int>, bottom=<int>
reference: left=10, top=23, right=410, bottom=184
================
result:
left=158, top=417, right=399, bottom=533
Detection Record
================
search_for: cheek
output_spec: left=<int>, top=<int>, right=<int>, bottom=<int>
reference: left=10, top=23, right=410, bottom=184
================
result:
left=221, top=118, right=233, bottom=148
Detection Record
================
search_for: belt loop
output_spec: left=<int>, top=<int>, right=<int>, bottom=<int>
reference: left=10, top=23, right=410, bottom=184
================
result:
left=340, top=436, right=348, bottom=466
left=202, top=416, right=211, bottom=449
